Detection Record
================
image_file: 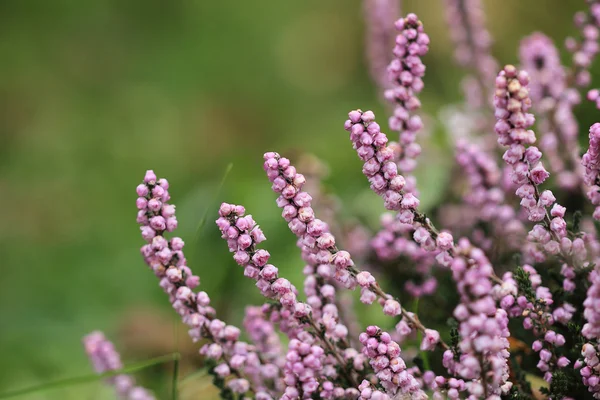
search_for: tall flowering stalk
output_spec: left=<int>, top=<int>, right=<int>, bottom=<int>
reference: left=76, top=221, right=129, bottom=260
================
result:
left=443, top=0, right=497, bottom=106
left=83, top=332, right=155, bottom=400
left=363, top=0, right=400, bottom=91
left=455, top=139, right=525, bottom=252
left=344, top=109, right=512, bottom=398
left=583, top=123, right=600, bottom=220
left=566, top=1, right=600, bottom=88
left=493, top=66, right=581, bottom=263
left=136, top=171, right=267, bottom=398
left=385, top=13, right=428, bottom=185
left=263, top=151, right=446, bottom=352
left=520, top=33, right=582, bottom=191
left=216, top=203, right=365, bottom=398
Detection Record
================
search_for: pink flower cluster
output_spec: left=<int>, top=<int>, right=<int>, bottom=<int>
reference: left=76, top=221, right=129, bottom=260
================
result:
left=583, top=123, right=600, bottom=220
left=137, top=172, right=269, bottom=397
left=584, top=268, right=600, bottom=339
left=520, top=32, right=582, bottom=191
left=263, top=152, right=356, bottom=290
left=455, top=139, right=524, bottom=250
left=345, top=110, right=416, bottom=214
left=83, top=332, right=155, bottom=400
left=582, top=342, right=600, bottom=398
left=358, top=326, right=427, bottom=399
left=281, top=332, right=326, bottom=400
left=363, top=0, right=400, bottom=90
left=442, top=0, right=497, bottom=87
left=216, top=202, right=311, bottom=327
left=384, top=13, right=428, bottom=177
left=520, top=33, right=566, bottom=110
left=567, top=1, right=600, bottom=87
left=371, top=213, right=437, bottom=297
left=494, top=66, right=577, bottom=261
left=75, top=5, right=600, bottom=400
left=449, top=240, right=511, bottom=398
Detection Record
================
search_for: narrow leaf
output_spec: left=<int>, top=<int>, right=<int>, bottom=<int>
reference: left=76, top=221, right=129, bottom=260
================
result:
left=0, top=352, right=180, bottom=399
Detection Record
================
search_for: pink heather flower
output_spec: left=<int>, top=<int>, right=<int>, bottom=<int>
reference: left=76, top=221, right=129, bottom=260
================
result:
left=451, top=240, right=511, bottom=397
left=442, top=0, right=498, bottom=101
left=359, top=326, right=427, bottom=398
left=136, top=173, right=270, bottom=397
left=581, top=342, right=600, bottom=397
left=385, top=12, right=429, bottom=183
left=494, top=66, right=572, bottom=262
left=363, top=0, right=401, bottom=90
left=567, top=4, right=600, bottom=87
left=583, top=268, right=600, bottom=339
left=589, top=88, right=600, bottom=109
left=383, top=299, right=401, bottom=316
left=420, top=329, right=441, bottom=351
left=282, top=333, right=326, bottom=399
left=455, top=140, right=525, bottom=251
left=83, top=332, right=155, bottom=400
left=583, top=123, right=600, bottom=220
left=357, top=271, right=376, bottom=287
left=262, top=153, right=355, bottom=293
left=263, top=151, right=412, bottom=334
left=519, top=33, right=565, bottom=109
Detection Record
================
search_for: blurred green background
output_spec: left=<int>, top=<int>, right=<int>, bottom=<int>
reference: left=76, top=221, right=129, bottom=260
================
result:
left=0, top=0, right=598, bottom=398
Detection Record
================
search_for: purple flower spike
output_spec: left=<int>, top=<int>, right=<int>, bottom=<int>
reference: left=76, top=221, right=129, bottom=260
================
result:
left=136, top=172, right=268, bottom=398
left=494, top=66, right=575, bottom=263
left=520, top=32, right=582, bottom=191
left=583, top=268, right=600, bottom=339
left=449, top=240, right=512, bottom=398
left=358, top=325, right=427, bottom=398
left=363, top=0, right=401, bottom=90
left=583, top=123, right=600, bottom=220
left=520, top=33, right=565, bottom=110
left=581, top=342, right=600, bottom=397
left=566, top=1, right=600, bottom=87
left=443, top=0, right=498, bottom=104
left=385, top=13, right=428, bottom=183
left=455, top=139, right=525, bottom=250
left=83, top=332, right=155, bottom=400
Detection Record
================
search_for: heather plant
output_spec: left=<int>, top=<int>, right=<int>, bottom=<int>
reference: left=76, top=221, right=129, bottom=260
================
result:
left=5, top=1, right=600, bottom=400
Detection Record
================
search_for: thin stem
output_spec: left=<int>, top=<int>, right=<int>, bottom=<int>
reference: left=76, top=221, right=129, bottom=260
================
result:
left=0, top=353, right=181, bottom=399
left=413, top=298, right=432, bottom=370
left=171, top=356, right=179, bottom=400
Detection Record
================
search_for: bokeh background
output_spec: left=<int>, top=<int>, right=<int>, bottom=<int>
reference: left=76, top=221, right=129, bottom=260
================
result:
left=1, top=0, right=598, bottom=398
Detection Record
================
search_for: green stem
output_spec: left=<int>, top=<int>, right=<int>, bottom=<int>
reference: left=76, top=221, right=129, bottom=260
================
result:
left=171, top=357, right=179, bottom=400
left=412, top=298, right=431, bottom=371
left=0, top=352, right=181, bottom=399
left=172, top=315, right=180, bottom=400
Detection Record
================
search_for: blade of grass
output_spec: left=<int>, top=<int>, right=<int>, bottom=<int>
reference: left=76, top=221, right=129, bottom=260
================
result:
left=194, top=163, right=233, bottom=241
left=0, top=352, right=181, bottom=399
left=172, top=312, right=180, bottom=400
left=412, top=298, right=431, bottom=371
left=179, top=368, right=209, bottom=385
left=171, top=355, right=179, bottom=400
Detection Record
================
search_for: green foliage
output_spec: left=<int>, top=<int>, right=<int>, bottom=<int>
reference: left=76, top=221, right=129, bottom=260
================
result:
left=540, top=370, right=572, bottom=399
left=514, top=266, right=536, bottom=304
